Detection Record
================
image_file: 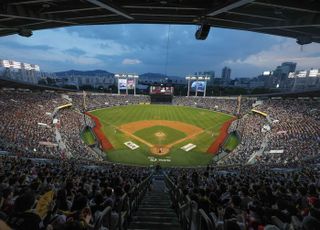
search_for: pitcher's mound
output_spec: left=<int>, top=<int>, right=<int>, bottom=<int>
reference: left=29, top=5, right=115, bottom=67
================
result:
left=154, top=131, right=166, bottom=139
left=150, top=145, right=170, bottom=156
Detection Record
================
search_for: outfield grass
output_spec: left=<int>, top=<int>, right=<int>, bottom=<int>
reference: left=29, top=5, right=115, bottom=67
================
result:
left=81, top=127, right=96, bottom=145
left=223, top=132, right=240, bottom=152
left=134, top=125, right=186, bottom=145
left=90, top=105, right=234, bottom=167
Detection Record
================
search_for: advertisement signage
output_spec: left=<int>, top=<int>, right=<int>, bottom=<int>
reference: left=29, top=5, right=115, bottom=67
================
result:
left=127, top=79, right=134, bottom=89
left=191, top=81, right=206, bottom=92
left=288, top=72, right=295, bottom=78
left=297, top=71, right=307, bottom=78
left=150, top=86, right=174, bottom=95
left=309, top=69, right=319, bottom=77
left=118, top=79, right=127, bottom=90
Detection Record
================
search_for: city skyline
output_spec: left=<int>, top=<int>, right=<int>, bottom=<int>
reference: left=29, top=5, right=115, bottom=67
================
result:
left=0, top=24, right=320, bottom=78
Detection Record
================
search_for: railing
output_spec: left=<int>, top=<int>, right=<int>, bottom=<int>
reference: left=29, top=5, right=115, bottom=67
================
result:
left=164, top=173, right=247, bottom=230
left=93, top=173, right=152, bottom=230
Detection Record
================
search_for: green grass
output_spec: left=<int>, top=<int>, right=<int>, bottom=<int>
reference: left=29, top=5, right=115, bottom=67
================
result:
left=81, top=127, right=96, bottom=145
left=223, top=132, right=240, bottom=152
left=134, top=125, right=186, bottom=145
left=90, top=105, right=234, bottom=167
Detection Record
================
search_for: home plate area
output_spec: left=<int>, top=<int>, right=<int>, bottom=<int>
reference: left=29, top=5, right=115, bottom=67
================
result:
left=150, top=145, right=170, bottom=156
left=119, top=120, right=204, bottom=156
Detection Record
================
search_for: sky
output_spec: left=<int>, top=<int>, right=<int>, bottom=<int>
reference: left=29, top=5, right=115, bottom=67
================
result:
left=0, top=24, right=319, bottom=78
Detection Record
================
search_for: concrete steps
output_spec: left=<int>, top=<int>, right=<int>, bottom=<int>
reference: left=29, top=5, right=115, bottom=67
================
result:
left=128, top=174, right=181, bottom=230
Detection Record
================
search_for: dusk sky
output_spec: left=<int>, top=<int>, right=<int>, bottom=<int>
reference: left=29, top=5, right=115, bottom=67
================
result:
left=0, top=24, right=319, bottom=78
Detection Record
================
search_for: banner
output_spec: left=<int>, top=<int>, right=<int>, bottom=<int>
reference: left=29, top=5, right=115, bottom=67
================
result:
left=191, top=81, right=206, bottom=92
left=127, top=79, right=134, bottom=89
left=118, top=79, right=127, bottom=90
left=36, top=190, right=54, bottom=219
left=57, top=103, right=72, bottom=110
left=251, top=109, right=268, bottom=117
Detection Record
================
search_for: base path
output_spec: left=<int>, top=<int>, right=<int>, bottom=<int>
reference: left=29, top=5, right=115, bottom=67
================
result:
left=118, top=120, right=204, bottom=155
left=119, top=120, right=203, bottom=135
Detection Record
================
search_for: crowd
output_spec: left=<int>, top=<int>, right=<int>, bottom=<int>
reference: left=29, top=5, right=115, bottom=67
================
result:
left=70, top=93, right=150, bottom=111
left=222, top=114, right=267, bottom=165
left=1, top=89, right=320, bottom=230
left=172, top=96, right=253, bottom=115
left=167, top=163, right=320, bottom=230
left=219, top=99, right=320, bottom=165
left=256, top=100, right=320, bottom=164
left=57, top=109, right=102, bottom=161
left=0, top=90, right=151, bottom=162
left=0, top=156, right=151, bottom=230
left=0, top=90, right=64, bottom=158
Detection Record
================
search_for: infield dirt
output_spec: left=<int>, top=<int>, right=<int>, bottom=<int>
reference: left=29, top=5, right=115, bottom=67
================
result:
left=118, top=120, right=204, bottom=155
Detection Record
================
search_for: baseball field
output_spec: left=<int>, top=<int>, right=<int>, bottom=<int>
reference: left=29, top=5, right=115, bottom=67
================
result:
left=88, top=104, right=235, bottom=167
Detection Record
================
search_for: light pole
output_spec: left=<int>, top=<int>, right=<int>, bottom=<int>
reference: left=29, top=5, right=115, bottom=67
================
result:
left=133, top=75, right=139, bottom=96
left=115, top=74, right=120, bottom=95
left=203, top=76, right=210, bottom=97
left=185, top=76, right=191, bottom=97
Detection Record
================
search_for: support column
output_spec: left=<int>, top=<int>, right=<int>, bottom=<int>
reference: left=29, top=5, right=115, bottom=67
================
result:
left=187, top=79, right=190, bottom=97
left=126, top=78, right=128, bottom=95
left=195, top=81, right=198, bottom=97
left=134, top=77, right=136, bottom=96
left=204, top=80, right=207, bottom=97
left=117, top=78, right=120, bottom=95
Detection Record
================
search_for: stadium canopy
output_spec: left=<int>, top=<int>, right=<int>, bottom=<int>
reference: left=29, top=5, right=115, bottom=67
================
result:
left=0, top=0, right=319, bottom=43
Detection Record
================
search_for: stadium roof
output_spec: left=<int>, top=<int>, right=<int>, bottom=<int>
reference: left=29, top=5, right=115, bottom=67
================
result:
left=0, top=0, right=319, bottom=43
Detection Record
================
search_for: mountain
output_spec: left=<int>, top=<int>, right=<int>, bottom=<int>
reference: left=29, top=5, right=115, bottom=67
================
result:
left=55, top=69, right=114, bottom=77
left=54, top=70, right=182, bottom=80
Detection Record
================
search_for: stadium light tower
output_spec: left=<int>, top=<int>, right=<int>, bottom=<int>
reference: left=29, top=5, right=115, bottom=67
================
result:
left=133, top=74, right=139, bottom=96
left=185, top=76, right=191, bottom=97
left=115, top=73, right=139, bottom=95
left=114, top=74, right=121, bottom=95
left=185, top=75, right=210, bottom=97
left=203, top=76, right=210, bottom=97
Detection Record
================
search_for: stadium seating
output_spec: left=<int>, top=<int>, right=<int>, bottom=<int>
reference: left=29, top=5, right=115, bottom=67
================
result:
left=0, top=89, right=320, bottom=230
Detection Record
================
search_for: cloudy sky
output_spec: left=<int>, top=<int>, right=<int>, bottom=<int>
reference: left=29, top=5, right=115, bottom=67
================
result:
left=0, top=24, right=319, bottom=78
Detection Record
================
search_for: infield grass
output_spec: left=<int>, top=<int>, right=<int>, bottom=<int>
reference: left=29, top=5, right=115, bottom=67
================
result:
left=134, top=125, right=186, bottom=145
left=90, top=105, right=234, bottom=167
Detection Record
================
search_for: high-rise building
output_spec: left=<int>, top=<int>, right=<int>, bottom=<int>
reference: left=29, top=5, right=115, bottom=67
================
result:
left=221, top=67, right=231, bottom=85
left=266, top=62, right=297, bottom=89
left=281, top=62, right=297, bottom=73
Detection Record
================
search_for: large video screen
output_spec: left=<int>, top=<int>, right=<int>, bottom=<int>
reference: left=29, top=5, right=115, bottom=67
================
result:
left=118, top=79, right=127, bottom=90
left=150, top=86, right=174, bottom=95
left=127, top=79, right=135, bottom=89
left=191, top=81, right=206, bottom=92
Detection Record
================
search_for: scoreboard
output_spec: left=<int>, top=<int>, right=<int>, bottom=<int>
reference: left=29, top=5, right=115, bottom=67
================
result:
left=149, top=85, right=174, bottom=103
left=150, top=86, right=174, bottom=95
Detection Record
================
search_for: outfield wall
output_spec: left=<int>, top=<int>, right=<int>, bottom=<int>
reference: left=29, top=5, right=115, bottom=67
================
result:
left=85, top=112, right=113, bottom=151
left=207, top=117, right=237, bottom=154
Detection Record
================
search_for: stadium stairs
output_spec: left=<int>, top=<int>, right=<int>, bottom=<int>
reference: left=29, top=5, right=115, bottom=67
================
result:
left=128, top=173, right=181, bottom=230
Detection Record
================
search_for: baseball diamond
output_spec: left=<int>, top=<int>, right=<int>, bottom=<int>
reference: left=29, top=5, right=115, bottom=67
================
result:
left=89, top=104, right=234, bottom=167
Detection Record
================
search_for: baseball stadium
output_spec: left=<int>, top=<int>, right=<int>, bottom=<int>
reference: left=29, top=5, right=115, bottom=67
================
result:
left=1, top=1, right=320, bottom=230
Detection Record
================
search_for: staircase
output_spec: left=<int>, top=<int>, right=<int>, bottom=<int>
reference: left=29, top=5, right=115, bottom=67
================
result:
left=128, top=174, right=181, bottom=230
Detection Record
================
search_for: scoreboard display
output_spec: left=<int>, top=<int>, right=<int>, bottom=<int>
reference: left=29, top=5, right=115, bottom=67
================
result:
left=150, top=86, right=174, bottom=95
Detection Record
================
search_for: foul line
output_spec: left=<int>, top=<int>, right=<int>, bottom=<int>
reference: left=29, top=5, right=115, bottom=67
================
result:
left=117, top=126, right=204, bottom=149
left=117, top=127, right=154, bottom=148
